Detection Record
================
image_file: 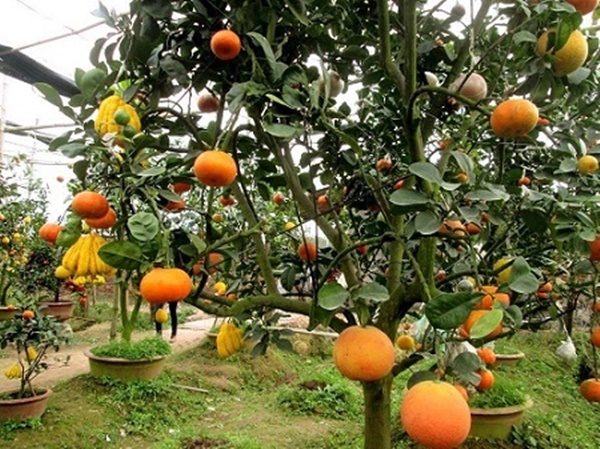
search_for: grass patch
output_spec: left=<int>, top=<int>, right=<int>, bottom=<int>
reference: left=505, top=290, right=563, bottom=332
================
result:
left=90, top=336, right=171, bottom=359
left=469, top=375, right=528, bottom=408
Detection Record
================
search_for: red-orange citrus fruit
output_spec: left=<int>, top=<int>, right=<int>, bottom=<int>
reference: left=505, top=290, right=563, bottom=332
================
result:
left=193, top=150, right=238, bottom=187
left=38, top=223, right=63, bottom=244
left=333, top=325, right=395, bottom=381
left=297, top=241, right=317, bottom=262
left=85, top=208, right=117, bottom=229
left=401, top=380, right=471, bottom=449
left=139, top=267, right=193, bottom=304
left=71, top=191, right=110, bottom=219
left=580, top=378, right=600, bottom=402
left=490, top=99, right=539, bottom=138
left=210, top=30, right=242, bottom=61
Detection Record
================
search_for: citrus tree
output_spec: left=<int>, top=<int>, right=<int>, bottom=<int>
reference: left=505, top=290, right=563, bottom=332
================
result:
left=35, top=0, right=600, bottom=447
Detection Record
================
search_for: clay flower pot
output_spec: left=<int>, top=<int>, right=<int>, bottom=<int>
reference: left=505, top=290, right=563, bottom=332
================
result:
left=84, top=350, right=167, bottom=382
left=0, top=306, right=18, bottom=321
left=0, top=389, right=52, bottom=422
left=492, top=350, right=526, bottom=367
left=38, top=301, right=75, bottom=322
left=469, top=398, right=533, bottom=439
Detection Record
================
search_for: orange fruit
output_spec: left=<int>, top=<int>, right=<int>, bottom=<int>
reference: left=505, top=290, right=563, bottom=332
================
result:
left=207, top=252, right=223, bottom=274
left=376, top=159, right=392, bottom=173
left=440, top=219, right=466, bottom=237
left=357, top=244, right=368, bottom=255
left=476, top=369, right=495, bottom=390
left=71, top=191, right=110, bottom=219
left=396, top=335, right=415, bottom=350
left=197, top=94, right=219, bottom=113
left=172, top=182, right=191, bottom=194
left=219, top=195, right=236, bottom=207
left=193, top=150, right=237, bottom=187
left=463, top=310, right=503, bottom=339
left=297, top=241, right=317, bottom=262
left=22, top=310, right=35, bottom=320
left=333, top=325, right=395, bottom=381
left=580, top=378, right=600, bottom=402
left=474, top=293, right=494, bottom=310
left=592, top=327, right=600, bottom=347
left=539, top=281, right=553, bottom=292
left=401, top=380, right=471, bottom=449
left=490, top=98, right=539, bottom=138
left=393, top=179, right=405, bottom=190
left=454, top=384, right=469, bottom=401
left=317, top=195, right=329, bottom=208
left=165, top=200, right=186, bottom=212
left=455, top=172, right=469, bottom=183
left=210, top=29, right=242, bottom=61
left=517, top=176, right=531, bottom=186
left=272, top=192, right=285, bottom=205
left=139, top=267, right=193, bottom=304
left=593, top=302, right=600, bottom=313
left=566, top=0, right=598, bottom=15
left=85, top=208, right=117, bottom=229
left=38, top=223, right=63, bottom=245
left=494, top=292, right=511, bottom=306
left=477, top=347, right=497, bottom=365
left=589, top=235, right=600, bottom=261
left=56, top=175, right=64, bottom=183
left=480, top=285, right=498, bottom=295
left=465, top=222, right=481, bottom=235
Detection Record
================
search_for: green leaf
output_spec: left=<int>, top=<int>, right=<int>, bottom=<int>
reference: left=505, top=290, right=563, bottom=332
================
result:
left=127, top=212, right=159, bottom=242
left=508, top=256, right=538, bottom=294
left=73, top=160, right=89, bottom=181
left=138, top=166, right=166, bottom=177
left=318, top=282, right=349, bottom=310
left=34, top=83, right=63, bottom=108
left=425, top=292, right=483, bottom=330
left=355, top=282, right=388, bottom=303
left=389, top=189, right=430, bottom=206
left=450, top=351, right=481, bottom=374
left=504, top=305, right=523, bottom=330
left=513, top=30, right=538, bottom=44
left=466, top=189, right=509, bottom=202
left=280, top=265, right=298, bottom=292
left=470, top=309, right=503, bottom=339
left=160, top=56, right=188, bottom=85
left=452, top=151, right=474, bottom=174
left=55, top=229, right=80, bottom=248
left=407, top=370, right=438, bottom=390
left=141, top=0, right=172, bottom=18
left=414, top=210, right=442, bottom=235
left=284, top=0, right=309, bottom=25
left=247, top=32, right=278, bottom=77
left=59, top=143, right=87, bottom=158
left=409, top=162, right=442, bottom=184
left=263, top=123, right=300, bottom=139
left=98, top=241, right=145, bottom=270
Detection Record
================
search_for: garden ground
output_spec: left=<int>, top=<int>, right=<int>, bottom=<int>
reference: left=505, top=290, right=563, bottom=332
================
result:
left=0, top=306, right=599, bottom=449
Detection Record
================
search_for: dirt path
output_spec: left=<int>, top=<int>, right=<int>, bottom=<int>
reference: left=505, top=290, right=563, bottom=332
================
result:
left=0, top=315, right=217, bottom=393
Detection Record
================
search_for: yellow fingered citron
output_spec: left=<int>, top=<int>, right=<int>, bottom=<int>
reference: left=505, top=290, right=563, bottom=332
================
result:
left=61, top=234, right=116, bottom=278
left=4, top=364, right=23, bottom=379
left=216, top=322, right=244, bottom=358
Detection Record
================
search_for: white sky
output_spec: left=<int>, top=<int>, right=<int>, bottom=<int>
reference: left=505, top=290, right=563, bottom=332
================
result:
left=0, top=0, right=124, bottom=220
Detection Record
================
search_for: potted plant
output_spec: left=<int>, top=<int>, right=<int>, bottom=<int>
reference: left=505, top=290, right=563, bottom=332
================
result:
left=491, top=343, right=526, bottom=367
left=468, top=374, right=533, bottom=439
left=0, top=305, right=71, bottom=422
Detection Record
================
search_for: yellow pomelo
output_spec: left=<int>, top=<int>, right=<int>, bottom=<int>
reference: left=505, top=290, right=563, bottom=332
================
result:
left=155, top=309, right=169, bottom=324
left=494, top=258, right=513, bottom=284
left=536, top=29, right=588, bottom=76
left=577, top=155, right=599, bottom=175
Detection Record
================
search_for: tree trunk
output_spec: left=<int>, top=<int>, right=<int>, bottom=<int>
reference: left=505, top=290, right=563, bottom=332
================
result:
left=362, top=375, right=393, bottom=449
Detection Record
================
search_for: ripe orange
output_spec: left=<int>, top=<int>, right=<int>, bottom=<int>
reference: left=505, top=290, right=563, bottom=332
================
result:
left=357, top=244, right=368, bottom=255
left=56, top=175, right=64, bottom=183
left=455, top=172, right=469, bottom=183
left=539, top=281, right=553, bottom=292
left=490, top=98, right=539, bottom=139
left=38, top=222, right=63, bottom=244
left=297, top=241, right=317, bottom=262
left=396, top=334, right=415, bottom=350
left=172, top=182, right=191, bottom=194
left=219, top=195, right=236, bottom=207
left=591, top=327, right=600, bottom=348
left=22, top=310, right=35, bottom=320
left=465, top=222, right=481, bottom=235
left=474, top=293, right=494, bottom=310
left=517, top=176, right=531, bottom=186
left=333, top=325, right=395, bottom=381
left=401, top=380, right=471, bottom=449
left=566, top=0, right=598, bottom=15
left=193, top=150, right=237, bottom=187
left=317, top=194, right=329, bottom=208
left=165, top=200, right=186, bottom=212
left=197, top=94, right=220, bottom=113
left=476, top=369, right=495, bottom=390
left=393, top=179, right=405, bottom=190
left=210, top=29, right=242, bottom=61
left=71, top=191, right=110, bottom=219
left=139, top=267, right=193, bottom=304
left=463, top=310, right=503, bottom=339
left=593, top=302, right=600, bottom=313
left=494, top=292, right=511, bottom=306
left=376, top=159, right=392, bottom=173
left=454, top=384, right=469, bottom=401
left=580, top=378, right=600, bottom=402
left=589, top=235, right=600, bottom=261
left=477, top=347, right=497, bottom=365
left=85, top=208, right=117, bottom=229
left=439, top=139, right=451, bottom=150
left=440, top=219, right=466, bottom=237
left=273, top=192, right=285, bottom=205
left=207, top=252, right=223, bottom=274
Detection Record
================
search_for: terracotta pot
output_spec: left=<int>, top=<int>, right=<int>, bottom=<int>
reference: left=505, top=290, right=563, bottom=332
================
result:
left=0, top=389, right=52, bottom=422
left=38, top=301, right=75, bottom=322
left=469, top=398, right=533, bottom=439
left=492, top=351, right=526, bottom=367
left=84, top=350, right=167, bottom=382
left=0, top=306, right=18, bottom=321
